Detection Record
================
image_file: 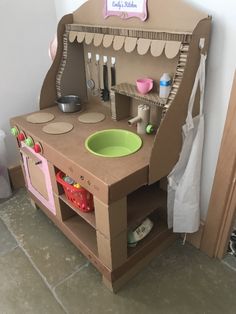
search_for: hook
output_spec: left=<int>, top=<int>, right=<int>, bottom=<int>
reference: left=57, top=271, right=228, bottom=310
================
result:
left=199, top=38, right=206, bottom=55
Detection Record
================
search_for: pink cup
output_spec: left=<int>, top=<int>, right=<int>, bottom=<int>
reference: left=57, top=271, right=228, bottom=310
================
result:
left=136, top=78, right=153, bottom=95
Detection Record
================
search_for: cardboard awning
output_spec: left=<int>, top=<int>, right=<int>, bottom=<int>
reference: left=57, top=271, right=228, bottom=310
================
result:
left=68, top=31, right=182, bottom=58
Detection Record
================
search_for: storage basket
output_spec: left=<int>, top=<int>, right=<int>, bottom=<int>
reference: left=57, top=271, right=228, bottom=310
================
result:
left=56, top=171, right=94, bottom=212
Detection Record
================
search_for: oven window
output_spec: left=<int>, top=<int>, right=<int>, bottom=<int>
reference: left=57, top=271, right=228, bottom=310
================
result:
left=27, top=158, right=49, bottom=201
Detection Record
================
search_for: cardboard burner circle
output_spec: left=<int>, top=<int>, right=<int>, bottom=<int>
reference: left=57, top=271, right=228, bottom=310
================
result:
left=42, top=122, right=74, bottom=135
left=78, top=112, right=105, bottom=124
left=26, top=112, right=55, bottom=124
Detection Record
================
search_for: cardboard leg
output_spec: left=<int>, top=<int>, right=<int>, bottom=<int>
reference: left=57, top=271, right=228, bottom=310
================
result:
left=94, top=197, right=127, bottom=238
left=96, top=230, right=127, bottom=270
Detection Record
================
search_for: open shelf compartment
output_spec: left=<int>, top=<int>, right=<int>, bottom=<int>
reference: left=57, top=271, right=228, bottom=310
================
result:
left=60, top=194, right=96, bottom=229
left=63, top=215, right=98, bottom=257
left=127, top=182, right=167, bottom=229
left=111, top=83, right=167, bottom=107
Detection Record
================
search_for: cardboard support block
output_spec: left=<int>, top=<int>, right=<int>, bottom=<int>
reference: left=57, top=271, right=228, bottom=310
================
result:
left=114, top=93, right=131, bottom=121
left=96, top=230, right=127, bottom=269
left=8, top=165, right=25, bottom=190
left=94, top=197, right=127, bottom=238
left=53, top=195, right=75, bottom=221
left=47, top=162, right=61, bottom=195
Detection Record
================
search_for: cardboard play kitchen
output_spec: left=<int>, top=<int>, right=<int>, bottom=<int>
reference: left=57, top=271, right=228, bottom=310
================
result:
left=10, top=0, right=211, bottom=291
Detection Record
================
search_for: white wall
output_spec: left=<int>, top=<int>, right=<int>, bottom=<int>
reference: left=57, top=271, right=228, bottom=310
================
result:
left=0, top=0, right=57, bottom=167
left=54, top=0, right=87, bottom=20
left=185, top=0, right=236, bottom=219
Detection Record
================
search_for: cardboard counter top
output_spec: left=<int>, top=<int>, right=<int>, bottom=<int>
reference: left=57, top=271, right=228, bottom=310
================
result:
left=11, top=103, right=155, bottom=203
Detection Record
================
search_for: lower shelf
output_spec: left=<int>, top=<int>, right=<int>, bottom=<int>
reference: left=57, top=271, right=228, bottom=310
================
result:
left=29, top=190, right=175, bottom=290
left=128, top=211, right=169, bottom=257
left=63, top=215, right=98, bottom=257
left=59, top=194, right=96, bottom=229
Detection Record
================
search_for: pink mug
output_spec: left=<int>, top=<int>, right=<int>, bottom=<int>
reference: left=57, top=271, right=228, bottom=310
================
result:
left=136, top=78, right=153, bottom=95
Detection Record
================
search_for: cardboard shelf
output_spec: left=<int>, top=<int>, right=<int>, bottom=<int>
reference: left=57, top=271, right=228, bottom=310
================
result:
left=111, top=83, right=167, bottom=107
left=127, top=183, right=167, bottom=229
left=127, top=212, right=169, bottom=258
left=60, top=194, right=96, bottom=229
left=63, top=215, right=98, bottom=257
left=67, top=24, right=193, bottom=43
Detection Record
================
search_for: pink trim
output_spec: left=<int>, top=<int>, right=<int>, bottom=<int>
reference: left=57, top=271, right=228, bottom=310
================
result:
left=104, top=0, right=148, bottom=21
left=22, top=144, right=56, bottom=215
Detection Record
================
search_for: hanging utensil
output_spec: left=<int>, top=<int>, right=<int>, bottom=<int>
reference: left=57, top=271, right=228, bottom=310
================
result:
left=111, top=57, right=116, bottom=87
left=93, top=54, right=101, bottom=97
left=110, top=57, right=117, bottom=119
left=101, top=56, right=110, bottom=102
left=86, top=52, right=95, bottom=91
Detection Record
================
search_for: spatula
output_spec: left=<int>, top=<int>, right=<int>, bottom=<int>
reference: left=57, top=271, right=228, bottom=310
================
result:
left=101, top=57, right=110, bottom=102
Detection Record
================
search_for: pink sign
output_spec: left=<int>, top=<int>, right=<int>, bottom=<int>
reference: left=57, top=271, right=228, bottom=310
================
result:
left=104, top=0, right=148, bottom=21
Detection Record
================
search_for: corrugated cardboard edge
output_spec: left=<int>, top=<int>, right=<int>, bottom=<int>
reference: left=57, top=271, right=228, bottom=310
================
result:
left=148, top=17, right=211, bottom=184
left=39, top=14, right=73, bottom=110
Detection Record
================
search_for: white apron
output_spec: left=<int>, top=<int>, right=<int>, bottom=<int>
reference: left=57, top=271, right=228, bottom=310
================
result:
left=167, top=54, right=206, bottom=233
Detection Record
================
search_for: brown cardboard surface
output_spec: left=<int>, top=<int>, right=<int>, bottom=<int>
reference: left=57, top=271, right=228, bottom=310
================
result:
left=11, top=104, right=154, bottom=204
left=30, top=191, right=112, bottom=281
left=12, top=0, right=212, bottom=291
left=83, top=43, right=178, bottom=90
left=27, top=158, right=49, bottom=200
left=77, top=32, right=85, bottom=43
left=59, top=35, right=87, bottom=104
left=103, top=34, right=114, bottom=48
left=96, top=230, right=127, bottom=269
left=93, top=33, right=104, bottom=47
left=8, top=165, right=25, bottom=190
left=39, top=14, right=73, bottom=109
left=150, top=40, right=165, bottom=57
left=78, top=112, right=105, bottom=123
left=124, top=37, right=137, bottom=53
left=85, top=32, right=94, bottom=45
left=69, top=31, right=77, bottom=43
left=94, top=197, right=127, bottom=238
left=73, top=0, right=208, bottom=33
left=113, top=36, right=125, bottom=51
left=165, top=41, right=182, bottom=59
left=149, top=17, right=211, bottom=184
left=20, top=147, right=41, bottom=165
left=42, top=122, right=74, bottom=134
left=137, top=38, right=151, bottom=56
left=26, top=112, right=55, bottom=124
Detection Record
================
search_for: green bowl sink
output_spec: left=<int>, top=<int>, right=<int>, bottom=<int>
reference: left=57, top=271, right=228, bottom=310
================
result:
left=85, top=129, right=142, bottom=157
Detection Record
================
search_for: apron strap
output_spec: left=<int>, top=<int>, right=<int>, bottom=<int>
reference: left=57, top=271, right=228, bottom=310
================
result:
left=186, top=54, right=206, bottom=128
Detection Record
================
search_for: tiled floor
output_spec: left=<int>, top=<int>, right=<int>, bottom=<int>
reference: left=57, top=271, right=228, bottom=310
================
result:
left=1, top=189, right=236, bottom=314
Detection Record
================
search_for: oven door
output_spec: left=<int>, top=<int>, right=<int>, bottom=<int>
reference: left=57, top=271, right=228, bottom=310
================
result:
left=20, top=144, right=56, bottom=215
